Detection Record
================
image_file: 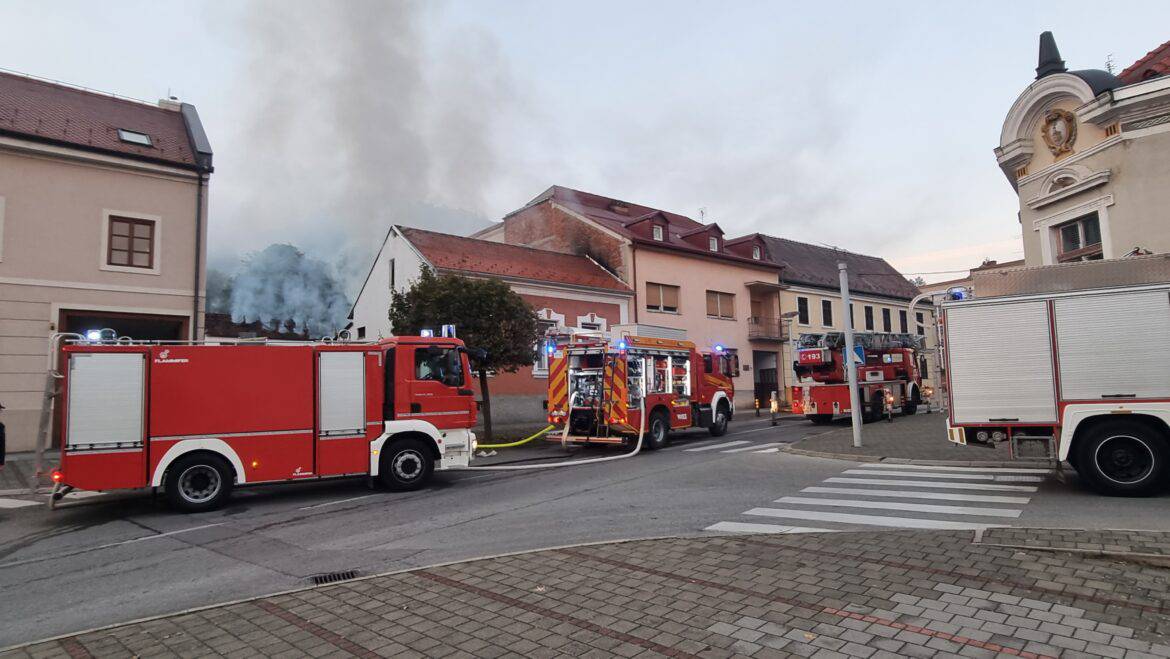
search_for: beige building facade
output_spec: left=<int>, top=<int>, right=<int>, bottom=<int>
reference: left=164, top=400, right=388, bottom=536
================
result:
left=0, top=72, right=213, bottom=452
left=996, top=33, right=1170, bottom=266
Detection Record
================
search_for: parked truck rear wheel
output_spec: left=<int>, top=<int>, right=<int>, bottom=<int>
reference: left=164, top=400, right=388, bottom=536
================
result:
left=380, top=438, right=434, bottom=491
left=645, top=410, right=670, bottom=450
left=1074, top=420, right=1168, bottom=497
left=708, top=403, right=730, bottom=436
left=164, top=453, right=234, bottom=513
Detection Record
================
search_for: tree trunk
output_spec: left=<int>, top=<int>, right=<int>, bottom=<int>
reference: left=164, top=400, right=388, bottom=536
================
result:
left=477, top=367, right=493, bottom=444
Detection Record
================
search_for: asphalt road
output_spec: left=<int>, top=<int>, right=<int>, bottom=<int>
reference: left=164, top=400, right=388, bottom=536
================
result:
left=3, top=414, right=1170, bottom=648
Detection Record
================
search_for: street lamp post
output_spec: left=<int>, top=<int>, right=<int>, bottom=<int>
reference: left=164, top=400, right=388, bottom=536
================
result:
left=838, top=262, right=863, bottom=448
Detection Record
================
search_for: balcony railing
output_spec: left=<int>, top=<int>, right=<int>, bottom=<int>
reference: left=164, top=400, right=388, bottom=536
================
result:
left=747, top=316, right=787, bottom=341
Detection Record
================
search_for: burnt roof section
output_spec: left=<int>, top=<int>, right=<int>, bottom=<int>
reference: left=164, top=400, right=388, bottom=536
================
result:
left=515, top=185, right=780, bottom=269
left=204, top=313, right=311, bottom=340
left=759, top=235, right=920, bottom=300
left=0, top=70, right=210, bottom=171
left=399, top=226, right=631, bottom=293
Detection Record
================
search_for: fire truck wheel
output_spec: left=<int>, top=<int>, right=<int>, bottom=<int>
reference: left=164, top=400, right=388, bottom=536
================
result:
left=1076, top=420, right=1168, bottom=497
left=164, top=453, right=234, bottom=513
left=380, top=439, right=434, bottom=491
left=708, top=405, right=730, bottom=437
left=645, top=410, right=670, bottom=450
left=807, top=414, right=835, bottom=425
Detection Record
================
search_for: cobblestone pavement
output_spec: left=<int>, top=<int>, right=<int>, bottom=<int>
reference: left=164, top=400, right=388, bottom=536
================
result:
left=785, top=413, right=1016, bottom=464
left=7, top=528, right=1170, bottom=658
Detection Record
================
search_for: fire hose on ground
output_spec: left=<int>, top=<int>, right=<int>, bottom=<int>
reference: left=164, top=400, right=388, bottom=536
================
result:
left=454, top=361, right=646, bottom=471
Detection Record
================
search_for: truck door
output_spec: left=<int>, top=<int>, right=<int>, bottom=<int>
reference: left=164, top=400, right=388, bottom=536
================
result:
left=316, top=349, right=372, bottom=476
left=402, top=344, right=475, bottom=429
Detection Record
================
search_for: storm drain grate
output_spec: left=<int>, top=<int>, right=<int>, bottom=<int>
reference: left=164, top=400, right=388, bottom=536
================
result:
left=309, top=569, right=359, bottom=585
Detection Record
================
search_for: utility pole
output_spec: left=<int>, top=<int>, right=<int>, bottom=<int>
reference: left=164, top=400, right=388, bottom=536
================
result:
left=838, top=262, right=863, bottom=448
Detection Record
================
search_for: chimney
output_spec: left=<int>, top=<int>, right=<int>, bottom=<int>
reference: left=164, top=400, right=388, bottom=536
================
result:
left=158, top=96, right=181, bottom=111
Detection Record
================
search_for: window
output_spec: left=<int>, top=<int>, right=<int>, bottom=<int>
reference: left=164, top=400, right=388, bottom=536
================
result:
left=415, top=346, right=464, bottom=386
left=579, top=322, right=601, bottom=331
left=708, top=236, right=719, bottom=252
left=899, top=309, right=908, bottom=334
left=796, top=297, right=809, bottom=325
left=1055, top=212, right=1103, bottom=262
left=534, top=320, right=557, bottom=371
left=916, top=311, right=925, bottom=336
left=646, top=282, right=680, bottom=313
left=821, top=300, right=833, bottom=327
left=357, top=326, right=366, bottom=339
left=653, top=225, right=664, bottom=241
left=107, top=216, right=155, bottom=269
left=117, top=128, right=152, bottom=147
left=752, top=245, right=761, bottom=260
left=388, top=258, right=396, bottom=290
left=849, top=303, right=855, bottom=329
left=864, top=306, right=874, bottom=331
left=706, top=290, right=735, bottom=319
left=882, top=308, right=891, bottom=332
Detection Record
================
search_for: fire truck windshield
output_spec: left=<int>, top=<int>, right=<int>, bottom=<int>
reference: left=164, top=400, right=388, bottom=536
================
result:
left=415, top=347, right=465, bottom=387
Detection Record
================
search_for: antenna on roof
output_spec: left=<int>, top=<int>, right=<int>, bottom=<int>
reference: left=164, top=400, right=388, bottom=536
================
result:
left=1105, top=53, right=1115, bottom=74
left=699, top=207, right=707, bottom=222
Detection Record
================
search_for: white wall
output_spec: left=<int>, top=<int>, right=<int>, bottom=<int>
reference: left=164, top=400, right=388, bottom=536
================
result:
left=350, top=228, right=428, bottom=340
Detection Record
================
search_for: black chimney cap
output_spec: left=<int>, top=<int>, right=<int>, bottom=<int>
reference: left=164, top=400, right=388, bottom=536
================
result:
left=1036, top=31, right=1068, bottom=79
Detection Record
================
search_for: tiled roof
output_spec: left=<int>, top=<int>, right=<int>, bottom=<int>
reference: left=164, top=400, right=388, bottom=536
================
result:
left=759, top=235, right=921, bottom=300
left=523, top=186, right=779, bottom=268
left=399, top=226, right=631, bottom=293
left=1120, top=39, right=1170, bottom=85
left=204, top=313, right=311, bottom=340
left=0, top=71, right=200, bottom=168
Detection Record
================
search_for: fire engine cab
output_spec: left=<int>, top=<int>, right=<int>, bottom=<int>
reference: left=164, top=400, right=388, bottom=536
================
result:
left=791, top=331, right=929, bottom=424
left=545, top=334, right=737, bottom=449
left=51, top=335, right=477, bottom=512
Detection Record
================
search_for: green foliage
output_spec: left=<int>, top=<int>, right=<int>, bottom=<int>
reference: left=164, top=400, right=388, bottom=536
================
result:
left=388, top=268, right=540, bottom=372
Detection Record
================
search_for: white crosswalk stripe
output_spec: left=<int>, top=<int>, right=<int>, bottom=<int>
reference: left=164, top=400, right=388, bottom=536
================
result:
left=684, top=440, right=749, bottom=452
left=720, top=442, right=786, bottom=454
left=705, top=462, right=1050, bottom=535
left=0, top=498, right=40, bottom=509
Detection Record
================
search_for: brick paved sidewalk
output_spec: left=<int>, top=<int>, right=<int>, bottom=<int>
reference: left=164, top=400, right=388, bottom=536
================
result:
left=784, top=412, right=1019, bottom=464
left=8, top=528, right=1170, bottom=658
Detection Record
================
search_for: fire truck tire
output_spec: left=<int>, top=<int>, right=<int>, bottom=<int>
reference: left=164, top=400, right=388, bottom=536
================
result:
left=163, top=453, right=234, bottom=513
left=1075, top=420, right=1168, bottom=497
left=807, top=414, right=835, bottom=425
left=379, top=438, right=434, bottom=491
left=645, top=410, right=670, bottom=450
left=708, top=404, right=730, bottom=436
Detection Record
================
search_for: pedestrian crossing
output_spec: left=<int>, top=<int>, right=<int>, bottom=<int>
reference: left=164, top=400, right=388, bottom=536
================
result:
left=679, top=439, right=789, bottom=454
left=705, top=462, right=1050, bottom=534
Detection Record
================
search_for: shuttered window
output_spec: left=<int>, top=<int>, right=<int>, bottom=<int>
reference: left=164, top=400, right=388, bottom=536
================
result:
left=646, top=282, right=680, bottom=313
left=706, top=290, right=735, bottom=319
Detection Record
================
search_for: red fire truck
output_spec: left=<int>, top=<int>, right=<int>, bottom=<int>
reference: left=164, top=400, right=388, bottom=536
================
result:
left=50, top=335, right=477, bottom=512
left=545, top=334, right=737, bottom=449
left=791, top=332, right=930, bottom=424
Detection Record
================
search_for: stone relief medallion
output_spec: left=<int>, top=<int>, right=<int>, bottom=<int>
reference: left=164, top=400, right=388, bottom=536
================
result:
left=1042, top=108, right=1077, bottom=156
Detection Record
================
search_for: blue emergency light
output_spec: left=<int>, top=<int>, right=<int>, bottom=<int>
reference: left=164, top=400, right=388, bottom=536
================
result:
left=617, top=340, right=628, bottom=351
left=713, top=343, right=725, bottom=353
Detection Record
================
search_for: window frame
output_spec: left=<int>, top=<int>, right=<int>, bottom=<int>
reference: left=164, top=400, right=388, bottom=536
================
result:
left=796, top=296, right=810, bottom=325
left=705, top=290, right=735, bottom=320
left=864, top=306, right=874, bottom=331
left=899, top=309, right=908, bottom=334
left=708, top=236, right=719, bottom=252
left=752, top=245, right=761, bottom=260
left=881, top=308, right=892, bottom=332
left=821, top=299, right=833, bottom=327
left=100, top=210, right=162, bottom=275
left=916, top=311, right=926, bottom=336
left=1054, top=212, right=1104, bottom=263
left=646, top=282, right=680, bottom=313
left=533, top=319, right=558, bottom=374
left=652, top=225, right=664, bottom=241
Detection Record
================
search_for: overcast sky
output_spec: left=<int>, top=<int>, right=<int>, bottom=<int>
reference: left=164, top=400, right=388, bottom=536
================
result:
left=3, top=1, right=1167, bottom=285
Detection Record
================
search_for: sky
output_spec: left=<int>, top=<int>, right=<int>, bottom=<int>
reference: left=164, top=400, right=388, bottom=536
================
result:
left=2, top=1, right=1167, bottom=287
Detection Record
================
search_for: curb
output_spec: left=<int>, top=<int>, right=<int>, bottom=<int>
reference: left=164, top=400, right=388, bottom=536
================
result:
left=780, top=443, right=1057, bottom=469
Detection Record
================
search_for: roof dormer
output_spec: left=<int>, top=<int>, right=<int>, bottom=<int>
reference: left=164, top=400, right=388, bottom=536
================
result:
left=679, top=223, right=725, bottom=252
left=724, top=233, right=769, bottom=261
left=626, top=210, right=671, bottom=242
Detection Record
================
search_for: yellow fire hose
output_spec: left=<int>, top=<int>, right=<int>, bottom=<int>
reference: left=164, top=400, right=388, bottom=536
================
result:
left=476, top=425, right=554, bottom=449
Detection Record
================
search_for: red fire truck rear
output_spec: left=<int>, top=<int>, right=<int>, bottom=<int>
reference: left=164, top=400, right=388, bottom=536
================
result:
left=50, top=335, right=478, bottom=512
left=544, top=334, right=737, bottom=449
left=791, top=332, right=930, bottom=424
left=943, top=279, right=1170, bottom=496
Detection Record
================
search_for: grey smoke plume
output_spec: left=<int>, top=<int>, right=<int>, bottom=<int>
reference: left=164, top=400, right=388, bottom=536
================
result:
left=216, top=0, right=512, bottom=294
left=228, top=244, right=350, bottom=337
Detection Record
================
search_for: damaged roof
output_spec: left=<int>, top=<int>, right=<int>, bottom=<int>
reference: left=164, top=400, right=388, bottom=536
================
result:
left=399, top=226, right=631, bottom=293
left=0, top=70, right=210, bottom=170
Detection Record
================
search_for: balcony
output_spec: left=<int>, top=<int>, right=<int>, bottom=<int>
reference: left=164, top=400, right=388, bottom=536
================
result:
left=747, top=316, right=787, bottom=341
